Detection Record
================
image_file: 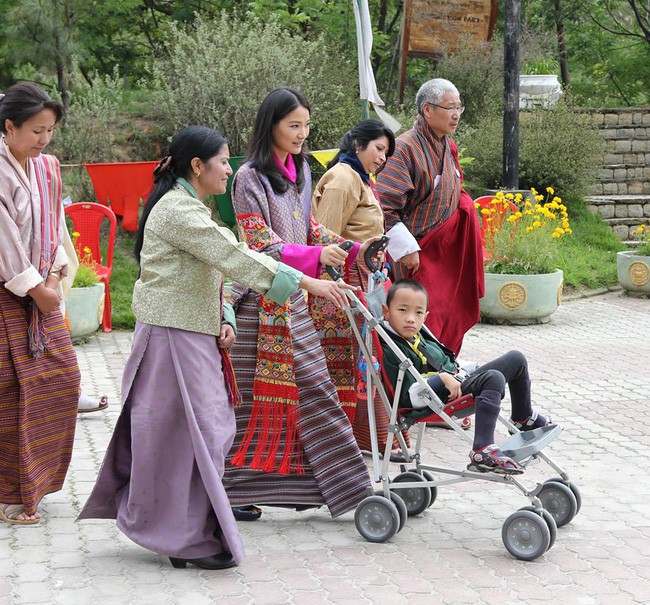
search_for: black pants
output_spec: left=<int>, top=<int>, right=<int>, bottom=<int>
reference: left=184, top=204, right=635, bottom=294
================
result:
left=428, top=350, right=533, bottom=449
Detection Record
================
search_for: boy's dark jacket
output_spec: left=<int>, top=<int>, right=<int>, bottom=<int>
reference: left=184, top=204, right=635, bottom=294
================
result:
left=380, top=322, right=459, bottom=408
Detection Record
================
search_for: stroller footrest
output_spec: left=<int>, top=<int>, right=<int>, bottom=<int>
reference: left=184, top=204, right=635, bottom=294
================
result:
left=499, top=424, right=562, bottom=462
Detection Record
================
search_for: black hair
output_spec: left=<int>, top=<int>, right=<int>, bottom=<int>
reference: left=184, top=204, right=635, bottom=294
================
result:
left=327, top=118, right=395, bottom=171
left=247, top=88, right=310, bottom=194
left=0, top=82, right=63, bottom=132
left=134, top=125, right=228, bottom=264
left=386, top=278, right=429, bottom=307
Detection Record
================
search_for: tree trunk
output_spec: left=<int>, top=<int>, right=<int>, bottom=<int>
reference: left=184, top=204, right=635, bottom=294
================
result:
left=554, top=0, right=570, bottom=87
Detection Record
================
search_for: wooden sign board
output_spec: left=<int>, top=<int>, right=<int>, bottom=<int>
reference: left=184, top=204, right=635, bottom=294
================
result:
left=407, top=0, right=497, bottom=57
left=398, top=0, right=498, bottom=101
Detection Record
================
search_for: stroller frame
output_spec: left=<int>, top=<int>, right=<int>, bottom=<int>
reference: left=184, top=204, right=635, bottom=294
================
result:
left=339, top=273, right=581, bottom=560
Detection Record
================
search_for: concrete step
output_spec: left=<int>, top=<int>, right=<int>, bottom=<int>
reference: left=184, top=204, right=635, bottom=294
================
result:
left=585, top=195, right=650, bottom=205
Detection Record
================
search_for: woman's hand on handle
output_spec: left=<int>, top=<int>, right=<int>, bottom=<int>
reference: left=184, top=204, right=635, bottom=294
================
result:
left=300, top=275, right=355, bottom=308
left=319, top=244, right=349, bottom=267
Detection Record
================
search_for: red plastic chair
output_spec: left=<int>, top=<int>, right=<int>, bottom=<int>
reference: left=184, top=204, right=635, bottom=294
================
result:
left=65, top=203, right=117, bottom=332
left=474, top=195, right=519, bottom=260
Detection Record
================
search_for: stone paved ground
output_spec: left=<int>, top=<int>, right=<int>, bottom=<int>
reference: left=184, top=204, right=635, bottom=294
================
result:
left=1, top=292, right=649, bottom=605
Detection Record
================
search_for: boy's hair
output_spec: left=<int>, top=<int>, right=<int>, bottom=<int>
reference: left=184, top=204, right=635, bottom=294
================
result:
left=386, top=278, right=429, bottom=307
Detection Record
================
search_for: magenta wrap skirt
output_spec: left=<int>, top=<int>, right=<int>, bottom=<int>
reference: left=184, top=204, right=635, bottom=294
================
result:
left=78, top=323, right=245, bottom=563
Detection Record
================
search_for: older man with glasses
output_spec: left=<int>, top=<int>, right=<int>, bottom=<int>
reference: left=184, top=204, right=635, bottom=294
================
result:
left=376, top=78, right=484, bottom=357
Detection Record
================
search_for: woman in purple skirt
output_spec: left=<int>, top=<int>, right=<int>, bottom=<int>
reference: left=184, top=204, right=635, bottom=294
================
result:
left=78, top=126, right=352, bottom=570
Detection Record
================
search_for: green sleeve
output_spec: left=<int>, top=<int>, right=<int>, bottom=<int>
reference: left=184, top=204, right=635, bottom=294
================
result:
left=222, top=301, right=237, bottom=334
left=263, top=262, right=303, bottom=305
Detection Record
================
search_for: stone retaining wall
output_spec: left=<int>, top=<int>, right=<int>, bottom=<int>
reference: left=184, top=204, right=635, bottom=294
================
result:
left=583, top=106, right=650, bottom=241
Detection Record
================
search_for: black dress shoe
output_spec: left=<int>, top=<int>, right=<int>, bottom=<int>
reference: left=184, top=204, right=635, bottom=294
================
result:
left=169, top=552, right=236, bottom=570
left=231, top=505, right=262, bottom=521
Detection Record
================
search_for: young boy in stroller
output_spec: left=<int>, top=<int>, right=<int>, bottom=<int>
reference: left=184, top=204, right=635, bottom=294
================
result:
left=380, top=279, right=551, bottom=475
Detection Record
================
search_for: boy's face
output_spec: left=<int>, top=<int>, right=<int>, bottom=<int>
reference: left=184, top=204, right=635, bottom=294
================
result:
left=383, top=288, right=429, bottom=340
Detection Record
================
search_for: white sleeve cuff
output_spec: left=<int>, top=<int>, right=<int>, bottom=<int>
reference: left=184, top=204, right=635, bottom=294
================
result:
left=50, top=244, right=69, bottom=278
left=5, top=265, right=43, bottom=297
left=386, top=222, right=420, bottom=262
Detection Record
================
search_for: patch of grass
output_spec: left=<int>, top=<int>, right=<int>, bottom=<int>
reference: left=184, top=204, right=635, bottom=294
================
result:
left=110, top=231, right=139, bottom=330
left=556, top=201, right=625, bottom=289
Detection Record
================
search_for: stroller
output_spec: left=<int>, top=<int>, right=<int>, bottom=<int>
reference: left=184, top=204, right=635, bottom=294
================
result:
left=328, top=239, right=581, bottom=561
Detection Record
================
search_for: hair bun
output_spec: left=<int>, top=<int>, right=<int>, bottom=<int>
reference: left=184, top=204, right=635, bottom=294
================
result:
left=153, top=155, right=173, bottom=183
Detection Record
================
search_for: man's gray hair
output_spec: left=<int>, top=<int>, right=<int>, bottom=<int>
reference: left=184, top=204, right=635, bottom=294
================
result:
left=416, top=79, right=459, bottom=114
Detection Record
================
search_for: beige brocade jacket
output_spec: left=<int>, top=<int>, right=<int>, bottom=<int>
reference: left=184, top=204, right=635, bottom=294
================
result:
left=311, top=162, right=384, bottom=242
left=132, top=185, right=301, bottom=337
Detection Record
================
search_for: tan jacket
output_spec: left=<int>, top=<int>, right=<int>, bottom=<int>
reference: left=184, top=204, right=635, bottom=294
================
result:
left=133, top=185, right=301, bottom=336
left=311, top=163, right=384, bottom=242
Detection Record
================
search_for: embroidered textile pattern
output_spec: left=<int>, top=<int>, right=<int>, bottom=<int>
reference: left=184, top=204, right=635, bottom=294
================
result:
left=236, top=213, right=284, bottom=251
left=307, top=216, right=357, bottom=420
left=229, top=217, right=303, bottom=474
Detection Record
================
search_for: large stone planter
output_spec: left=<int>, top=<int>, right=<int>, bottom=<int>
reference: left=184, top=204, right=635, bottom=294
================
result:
left=617, top=251, right=650, bottom=296
left=519, top=74, right=562, bottom=110
left=480, top=270, right=564, bottom=325
left=66, top=283, right=105, bottom=340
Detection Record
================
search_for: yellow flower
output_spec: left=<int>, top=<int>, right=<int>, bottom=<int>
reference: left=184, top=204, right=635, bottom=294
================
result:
left=83, top=246, right=91, bottom=254
left=546, top=186, right=555, bottom=195
left=72, top=231, right=80, bottom=238
left=505, top=193, right=514, bottom=200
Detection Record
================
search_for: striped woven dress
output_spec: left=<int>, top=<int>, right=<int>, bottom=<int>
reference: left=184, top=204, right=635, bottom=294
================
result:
left=223, top=162, right=371, bottom=517
left=0, top=144, right=80, bottom=517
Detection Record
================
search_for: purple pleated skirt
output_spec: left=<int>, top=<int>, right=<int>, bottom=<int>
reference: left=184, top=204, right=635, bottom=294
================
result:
left=78, top=322, right=244, bottom=563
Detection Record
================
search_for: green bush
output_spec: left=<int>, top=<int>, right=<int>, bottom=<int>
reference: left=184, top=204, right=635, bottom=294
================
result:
left=148, top=12, right=361, bottom=155
left=52, top=66, right=124, bottom=164
left=462, top=100, right=604, bottom=199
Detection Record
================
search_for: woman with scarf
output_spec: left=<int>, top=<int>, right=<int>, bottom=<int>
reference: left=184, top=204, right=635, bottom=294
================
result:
left=223, top=89, right=377, bottom=521
left=0, top=83, right=80, bottom=525
left=79, top=125, right=352, bottom=570
left=310, top=119, right=408, bottom=455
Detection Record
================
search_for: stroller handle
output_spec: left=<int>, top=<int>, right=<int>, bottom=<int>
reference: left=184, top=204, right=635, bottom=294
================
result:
left=325, top=240, right=355, bottom=281
left=364, top=235, right=389, bottom=274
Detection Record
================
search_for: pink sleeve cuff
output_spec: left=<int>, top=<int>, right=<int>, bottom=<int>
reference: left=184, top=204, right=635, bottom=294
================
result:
left=281, top=243, right=322, bottom=278
left=346, top=242, right=361, bottom=271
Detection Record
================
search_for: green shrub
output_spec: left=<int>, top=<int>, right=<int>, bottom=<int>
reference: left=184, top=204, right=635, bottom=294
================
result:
left=148, top=12, right=360, bottom=155
left=433, top=42, right=505, bottom=128
left=52, top=65, right=124, bottom=164
left=462, top=99, right=604, bottom=199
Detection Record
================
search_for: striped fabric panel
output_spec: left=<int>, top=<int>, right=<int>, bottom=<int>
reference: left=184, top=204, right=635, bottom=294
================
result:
left=377, top=120, right=458, bottom=239
left=0, top=288, right=80, bottom=513
left=225, top=291, right=371, bottom=517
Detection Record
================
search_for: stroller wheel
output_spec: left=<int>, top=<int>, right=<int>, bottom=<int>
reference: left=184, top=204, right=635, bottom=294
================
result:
left=391, top=472, right=431, bottom=517
left=519, top=505, right=557, bottom=550
left=374, top=490, right=408, bottom=532
left=420, top=470, right=438, bottom=508
left=355, top=496, right=401, bottom=543
left=502, top=510, right=551, bottom=561
left=546, top=477, right=582, bottom=514
left=537, top=481, right=578, bottom=527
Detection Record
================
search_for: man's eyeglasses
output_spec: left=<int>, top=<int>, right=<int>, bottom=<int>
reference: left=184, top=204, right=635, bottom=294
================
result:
left=429, top=104, right=465, bottom=115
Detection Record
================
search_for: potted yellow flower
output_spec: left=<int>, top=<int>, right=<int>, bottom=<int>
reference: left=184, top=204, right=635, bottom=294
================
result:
left=478, top=187, right=571, bottom=324
left=617, top=224, right=650, bottom=296
left=66, top=231, right=105, bottom=339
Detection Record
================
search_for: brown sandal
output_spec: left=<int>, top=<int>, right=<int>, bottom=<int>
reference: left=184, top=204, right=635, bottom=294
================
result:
left=0, top=503, right=40, bottom=526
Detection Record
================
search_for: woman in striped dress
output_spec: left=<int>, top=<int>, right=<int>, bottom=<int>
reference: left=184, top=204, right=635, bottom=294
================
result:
left=223, top=89, right=376, bottom=520
left=0, top=83, right=80, bottom=525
